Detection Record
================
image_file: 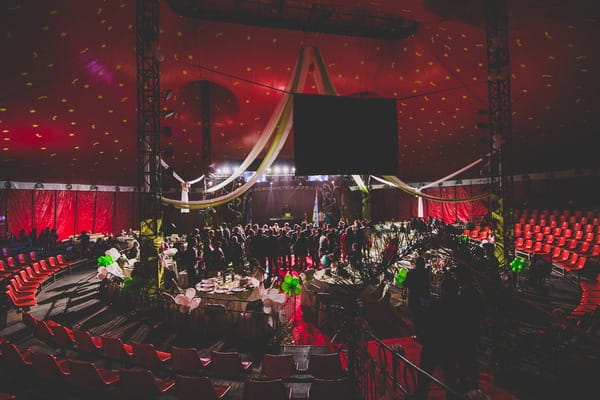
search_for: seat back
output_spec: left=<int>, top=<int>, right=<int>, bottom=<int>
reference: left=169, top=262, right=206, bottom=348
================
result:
left=29, top=251, right=38, bottom=262
left=0, top=260, right=8, bottom=273
left=74, top=330, right=101, bottom=353
left=22, top=312, right=38, bottom=329
left=40, top=259, right=51, bottom=271
left=262, top=354, right=296, bottom=379
left=308, top=378, right=352, bottom=400
left=34, top=320, right=55, bottom=341
left=576, top=257, right=587, bottom=269
left=132, top=342, right=162, bottom=367
left=0, top=343, right=31, bottom=368
left=6, top=257, right=17, bottom=269
left=51, top=325, right=75, bottom=348
left=175, top=375, right=218, bottom=400
left=69, top=360, right=105, bottom=389
left=31, top=352, right=70, bottom=381
left=102, top=337, right=130, bottom=360
left=307, top=353, right=343, bottom=379
left=17, top=254, right=27, bottom=265
left=172, top=346, right=203, bottom=373
left=119, top=369, right=158, bottom=399
left=211, top=351, right=243, bottom=377
left=243, top=379, right=288, bottom=400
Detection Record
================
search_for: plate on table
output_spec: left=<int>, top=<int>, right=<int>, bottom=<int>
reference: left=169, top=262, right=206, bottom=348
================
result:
left=231, top=287, right=246, bottom=292
left=213, top=289, right=228, bottom=294
left=198, top=287, right=212, bottom=292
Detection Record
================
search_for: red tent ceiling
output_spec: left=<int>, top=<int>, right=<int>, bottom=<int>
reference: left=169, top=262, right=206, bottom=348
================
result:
left=0, top=0, right=597, bottom=185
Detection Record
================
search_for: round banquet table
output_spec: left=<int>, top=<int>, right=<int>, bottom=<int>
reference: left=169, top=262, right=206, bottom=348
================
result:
left=300, top=267, right=365, bottom=309
left=195, top=277, right=261, bottom=312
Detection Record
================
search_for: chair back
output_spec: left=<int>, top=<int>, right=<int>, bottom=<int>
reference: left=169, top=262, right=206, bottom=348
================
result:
left=6, top=257, right=16, bottom=269
left=74, top=330, right=102, bottom=353
left=102, top=337, right=131, bottom=360
left=262, top=354, right=296, bottom=379
left=17, top=253, right=27, bottom=265
left=34, top=320, right=55, bottom=341
left=51, top=325, right=75, bottom=348
left=22, top=312, right=38, bottom=329
left=211, top=351, right=243, bottom=377
left=69, top=360, right=105, bottom=389
left=0, top=343, right=31, bottom=368
left=132, top=342, right=164, bottom=367
left=31, top=352, right=70, bottom=381
left=308, top=378, right=352, bottom=400
left=119, top=369, right=158, bottom=399
left=29, top=251, right=38, bottom=262
left=308, top=353, right=343, bottom=379
left=175, top=375, right=218, bottom=400
left=48, top=257, right=58, bottom=267
left=172, top=346, right=204, bottom=373
left=243, top=378, right=289, bottom=400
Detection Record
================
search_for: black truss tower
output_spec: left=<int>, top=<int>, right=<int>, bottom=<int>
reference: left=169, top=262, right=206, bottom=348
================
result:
left=486, top=0, right=514, bottom=267
left=136, top=0, right=162, bottom=264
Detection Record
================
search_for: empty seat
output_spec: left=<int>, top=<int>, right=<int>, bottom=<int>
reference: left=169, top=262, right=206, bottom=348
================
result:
left=74, top=330, right=103, bottom=354
left=565, top=257, right=586, bottom=272
left=171, top=346, right=211, bottom=374
left=591, top=245, right=600, bottom=258
left=29, top=251, right=38, bottom=262
left=51, top=325, right=76, bottom=349
left=262, top=354, right=297, bottom=379
left=523, top=240, right=534, bottom=252
left=556, top=237, right=567, bottom=247
left=538, top=244, right=552, bottom=255
left=69, top=359, right=120, bottom=391
left=243, top=378, right=291, bottom=400
left=584, top=232, right=595, bottom=242
left=31, top=352, right=71, bottom=383
left=531, top=242, right=543, bottom=254
left=515, top=238, right=525, bottom=249
left=102, top=337, right=133, bottom=361
left=534, top=232, right=544, bottom=242
left=0, top=343, right=32, bottom=371
left=542, top=226, right=551, bottom=235
left=567, top=239, right=578, bottom=250
left=119, top=368, right=175, bottom=399
left=585, top=224, right=594, bottom=233
left=16, top=253, right=28, bottom=265
left=132, top=342, right=171, bottom=368
left=307, top=353, right=345, bottom=379
left=210, top=351, right=252, bottom=378
left=563, top=229, right=573, bottom=239
left=308, top=378, right=352, bottom=400
left=580, top=241, right=591, bottom=255
left=175, top=375, right=231, bottom=400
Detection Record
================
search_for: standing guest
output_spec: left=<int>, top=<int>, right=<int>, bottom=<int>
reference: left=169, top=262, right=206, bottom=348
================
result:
left=229, top=236, right=244, bottom=273
left=403, top=257, right=431, bottom=340
left=181, top=240, right=199, bottom=285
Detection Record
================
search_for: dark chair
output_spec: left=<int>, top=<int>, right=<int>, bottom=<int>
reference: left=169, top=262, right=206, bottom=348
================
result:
left=211, top=350, right=252, bottom=378
left=118, top=368, right=175, bottom=399
left=132, top=342, right=171, bottom=368
left=0, top=343, right=32, bottom=371
left=262, top=353, right=297, bottom=379
left=175, top=375, right=230, bottom=400
left=308, top=378, right=352, bottom=400
left=307, top=353, right=345, bottom=379
left=171, top=346, right=211, bottom=374
left=51, top=324, right=76, bottom=349
left=74, top=330, right=103, bottom=355
left=68, top=359, right=120, bottom=390
left=102, top=336, right=133, bottom=362
left=30, top=352, right=71, bottom=382
left=243, top=378, right=291, bottom=400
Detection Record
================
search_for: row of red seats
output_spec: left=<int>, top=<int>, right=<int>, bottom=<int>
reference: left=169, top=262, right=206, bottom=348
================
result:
left=516, top=223, right=600, bottom=236
left=515, top=215, right=600, bottom=227
left=515, top=209, right=599, bottom=219
left=514, top=241, right=589, bottom=272
left=3, top=255, right=72, bottom=308
left=1, top=338, right=349, bottom=400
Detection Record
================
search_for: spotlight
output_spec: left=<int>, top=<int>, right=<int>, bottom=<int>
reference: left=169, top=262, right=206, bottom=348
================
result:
left=163, top=89, right=173, bottom=101
left=163, top=110, right=176, bottom=119
left=65, top=183, right=72, bottom=190
left=274, top=166, right=281, bottom=174
left=4, top=181, right=12, bottom=189
left=282, top=166, right=290, bottom=174
left=90, top=185, right=98, bottom=190
left=34, top=182, right=44, bottom=189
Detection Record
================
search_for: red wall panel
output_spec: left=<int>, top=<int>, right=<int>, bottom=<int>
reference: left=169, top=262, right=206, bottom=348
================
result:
left=34, top=190, right=55, bottom=233
left=94, top=192, right=114, bottom=234
left=76, top=191, right=96, bottom=234
left=115, top=192, right=135, bottom=233
left=7, top=190, right=33, bottom=237
left=55, top=190, right=76, bottom=240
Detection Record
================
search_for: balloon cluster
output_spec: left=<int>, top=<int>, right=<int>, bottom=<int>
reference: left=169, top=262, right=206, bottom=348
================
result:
left=394, top=267, right=408, bottom=288
left=96, top=248, right=125, bottom=280
left=174, top=288, right=201, bottom=313
left=460, top=234, right=470, bottom=244
left=510, top=256, right=530, bottom=273
left=261, top=288, right=286, bottom=313
left=281, top=273, right=302, bottom=296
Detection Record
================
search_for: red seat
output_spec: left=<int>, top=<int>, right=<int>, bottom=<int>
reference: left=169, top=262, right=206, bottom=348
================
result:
left=171, top=346, right=211, bottom=374
left=545, top=235, right=555, bottom=245
left=31, top=262, right=49, bottom=278
left=591, top=245, right=600, bottom=258
left=593, top=218, right=600, bottom=226
left=478, top=231, right=488, bottom=240
left=74, top=330, right=103, bottom=354
left=69, top=360, right=120, bottom=390
left=573, top=223, right=582, bottom=231
left=132, top=342, right=172, bottom=368
left=175, top=375, right=230, bottom=400
left=51, top=325, right=76, bottom=349
left=307, top=353, right=345, bottom=379
left=211, top=351, right=253, bottom=378
left=5, top=257, right=18, bottom=270
left=567, top=239, right=578, bottom=250
left=553, top=228, right=562, bottom=237
left=560, top=253, right=579, bottom=268
left=514, top=229, right=522, bottom=238
left=574, top=231, right=584, bottom=241
left=563, top=229, right=573, bottom=239
left=24, top=266, right=45, bottom=282
left=531, top=242, right=543, bottom=254
left=29, top=251, right=38, bottom=262
left=308, top=378, right=352, bottom=400
left=0, top=260, right=12, bottom=278
left=585, top=224, right=594, bottom=233
left=539, top=219, right=547, bottom=227
left=584, top=232, right=595, bottom=242
left=534, top=232, right=544, bottom=242
left=580, top=241, right=591, bottom=255
left=56, top=254, right=74, bottom=267
left=524, top=231, right=534, bottom=240
left=557, top=250, right=570, bottom=263
left=262, top=354, right=297, bottom=379
left=542, top=226, right=551, bottom=235
left=5, top=285, right=36, bottom=307
left=243, top=378, right=292, bottom=400
left=515, top=238, right=525, bottom=249
left=565, top=257, right=586, bottom=272
left=533, top=225, right=541, bottom=233
left=538, top=244, right=552, bottom=255
left=13, top=274, right=38, bottom=291
left=556, top=237, right=567, bottom=247
left=31, top=352, right=71, bottom=383
left=119, top=368, right=175, bottom=399
left=39, top=259, right=59, bottom=273
left=470, top=230, right=479, bottom=239
left=549, top=220, right=557, bottom=228
left=102, top=337, right=134, bottom=361
left=550, top=247, right=563, bottom=262
left=0, top=343, right=33, bottom=371
left=523, top=240, right=534, bottom=252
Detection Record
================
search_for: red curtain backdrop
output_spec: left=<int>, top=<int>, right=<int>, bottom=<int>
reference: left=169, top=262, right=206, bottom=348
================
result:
left=114, top=192, right=138, bottom=233
left=75, top=191, right=96, bottom=234
left=7, top=190, right=33, bottom=238
left=34, top=190, right=55, bottom=233
left=94, top=192, right=114, bottom=234
left=55, top=191, right=76, bottom=240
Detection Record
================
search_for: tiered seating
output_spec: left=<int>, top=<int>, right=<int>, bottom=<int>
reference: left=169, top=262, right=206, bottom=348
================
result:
left=464, top=208, right=600, bottom=275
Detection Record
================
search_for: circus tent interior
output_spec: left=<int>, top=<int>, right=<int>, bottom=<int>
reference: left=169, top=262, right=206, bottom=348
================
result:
left=0, top=1, right=599, bottom=399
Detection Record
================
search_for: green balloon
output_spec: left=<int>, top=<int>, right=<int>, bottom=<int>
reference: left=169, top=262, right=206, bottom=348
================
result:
left=291, top=277, right=299, bottom=286
left=284, top=274, right=293, bottom=284
left=281, top=282, right=290, bottom=292
left=292, top=286, right=302, bottom=295
left=97, top=255, right=113, bottom=267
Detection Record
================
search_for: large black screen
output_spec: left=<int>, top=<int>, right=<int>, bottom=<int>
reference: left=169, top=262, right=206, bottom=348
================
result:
left=293, top=94, right=398, bottom=175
